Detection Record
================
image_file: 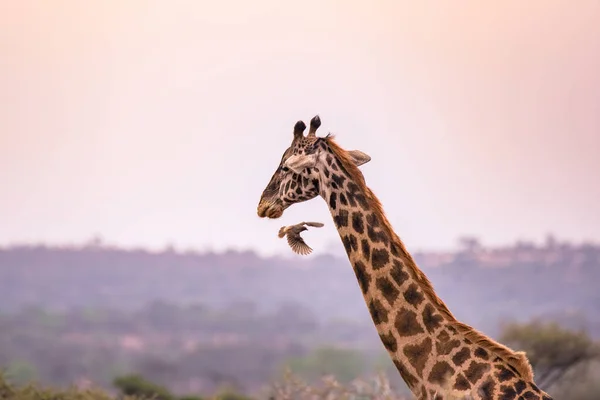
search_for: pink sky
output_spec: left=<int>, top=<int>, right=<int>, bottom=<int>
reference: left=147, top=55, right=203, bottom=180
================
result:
left=1, top=1, right=599, bottom=255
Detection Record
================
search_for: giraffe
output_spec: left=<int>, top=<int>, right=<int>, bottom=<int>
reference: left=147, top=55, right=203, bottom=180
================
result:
left=256, top=116, right=554, bottom=400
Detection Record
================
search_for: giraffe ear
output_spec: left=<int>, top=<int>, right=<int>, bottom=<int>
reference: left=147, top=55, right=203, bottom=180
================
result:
left=347, top=150, right=371, bottom=167
left=284, top=154, right=317, bottom=173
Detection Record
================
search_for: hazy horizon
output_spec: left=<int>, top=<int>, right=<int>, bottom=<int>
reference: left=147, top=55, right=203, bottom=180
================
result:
left=2, top=1, right=599, bottom=257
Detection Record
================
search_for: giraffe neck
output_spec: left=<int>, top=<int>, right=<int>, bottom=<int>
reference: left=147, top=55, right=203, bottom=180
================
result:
left=316, top=143, right=551, bottom=399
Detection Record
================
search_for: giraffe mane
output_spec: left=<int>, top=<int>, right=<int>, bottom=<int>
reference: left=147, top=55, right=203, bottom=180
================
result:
left=324, top=135, right=535, bottom=382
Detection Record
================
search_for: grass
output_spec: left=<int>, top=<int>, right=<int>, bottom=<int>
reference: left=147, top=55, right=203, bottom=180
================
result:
left=0, top=371, right=411, bottom=400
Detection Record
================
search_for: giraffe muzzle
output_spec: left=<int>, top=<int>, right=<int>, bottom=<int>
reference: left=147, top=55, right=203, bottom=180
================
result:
left=257, top=200, right=284, bottom=219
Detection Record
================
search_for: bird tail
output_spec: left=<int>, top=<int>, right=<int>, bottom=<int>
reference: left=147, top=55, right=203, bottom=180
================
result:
left=278, top=227, right=286, bottom=238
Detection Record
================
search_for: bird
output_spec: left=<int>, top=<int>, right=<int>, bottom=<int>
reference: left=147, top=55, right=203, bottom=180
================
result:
left=278, top=221, right=325, bottom=255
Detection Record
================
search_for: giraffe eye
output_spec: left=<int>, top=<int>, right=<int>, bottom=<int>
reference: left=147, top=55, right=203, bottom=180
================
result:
left=281, top=166, right=290, bottom=173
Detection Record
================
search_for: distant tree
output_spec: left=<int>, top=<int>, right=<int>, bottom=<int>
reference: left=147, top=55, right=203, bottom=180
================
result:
left=4, top=361, right=37, bottom=385
left=500, top=320, right=600, bottom=389
left=113, top=373, right=174, bottom=400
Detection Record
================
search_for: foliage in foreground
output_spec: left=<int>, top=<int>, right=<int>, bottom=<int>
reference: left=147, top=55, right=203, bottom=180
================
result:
left=0, top=371, right=411, bottom=400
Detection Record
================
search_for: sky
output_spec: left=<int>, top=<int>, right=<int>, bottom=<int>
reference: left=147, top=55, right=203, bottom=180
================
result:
left=1, top=1, right=599, bottom=257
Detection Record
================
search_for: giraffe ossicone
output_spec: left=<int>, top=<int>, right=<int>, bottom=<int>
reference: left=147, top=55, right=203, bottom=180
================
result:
left=256, top=115, right=553, bottom=400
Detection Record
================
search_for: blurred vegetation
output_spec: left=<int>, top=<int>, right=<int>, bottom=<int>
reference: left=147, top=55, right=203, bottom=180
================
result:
left=1, top=243, right=599, bottom=398
left=500, top=320, right=600, bottom=399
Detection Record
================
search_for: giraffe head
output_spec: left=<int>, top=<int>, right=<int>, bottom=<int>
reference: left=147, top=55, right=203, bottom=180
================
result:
left=257, top=115, right=371, bottom=219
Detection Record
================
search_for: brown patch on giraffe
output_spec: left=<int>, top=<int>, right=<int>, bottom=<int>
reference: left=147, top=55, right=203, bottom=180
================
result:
left=342, top=234, right=358, bottom=253
left=334, top=209, right=349, bottom=228
left=478, top=377, right=496, bottom=399
left=325, top=136, right=536, bottom=383
left=435, top=337, right=461, bottom=356
left=365, top=212, right=379, bottom=227
left=393, top=359, right=419, bottom=389
left=403, top=337, right=432, bottom=376
left=351, top=211, right=365, bottom=234
left=422, top=303, right=444, bottom=333
left=474, top=347, right=490, bottom=360
left=339, top=192, right=348, bottom=205
left=360, top=239, right=371, bottom=260
left=437, top=329, right=450, bottom=342
left=368, top=299, right=389, bottom=325
left=514, top=380, right=527, bottom=394
left=454, top=373, right=471, bottom=391
left=402, top=283, right=424, bottom=307
left=376, top=277, right=400, bottom=306
left=390, top=259, right=409, bottom=286
left=428, top=361, right=455, bottom=385
left=395, top=307, right=424, bottom=336
left=352, top=260, right=371, bottom=294
left=379, top=331, right=398, bottom=353
left=522, top=391, right=540, bottom=399
left=367, top=225, right=389, bottom=245
left=452, top=347, right=471, bottom=367
left=499, top=384, right=517, bottom=399
left=328, top=192, right=337, bottom=210
left=495, top=364, right=517, bottom=382
left=464, top=360, right=490, bottom=384
left=371, top=248, right=390, bottom=269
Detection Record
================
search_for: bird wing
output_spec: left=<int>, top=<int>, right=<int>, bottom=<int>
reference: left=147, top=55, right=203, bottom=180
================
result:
left=286, top=232, right=313, bottom=255
left=303, top=221, right=324, bottom=228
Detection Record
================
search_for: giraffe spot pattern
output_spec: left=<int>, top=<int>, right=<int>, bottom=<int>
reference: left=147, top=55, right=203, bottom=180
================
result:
left=352, top=260, right=371, bottom=294
left=367, top=225, right=389, bottom=245
left=368, top=299, right=388, bottom=325
left=360, top=239, right=371, bottom=260
left=452, top=347, right=471, bottom=367
left=514, top=380, right=527, bottom=394
left=331, top=173, right=345, bottom=187
left=435, top=337, right=461, bottom=356
left=339, top=192, right=348, bottom=205
left=495, top=365, right=517, bottom=382
left=366, top=212, right=379, bottom=227
left=376, top=277, right=399, bottom=306
left=334, top=209, right=349, bottom=228
left=351, top=211, right=364, bottom=234
left=465, top=360, right=490, bottom=384
left=499, top=385, right=517, bottom=399
left=379, top=331, right=398, bottom=352
left=436, top=330, right=450, bottom=342
left=371, top=248, right=390, bottom=269
left=395, top=307, right=424, bottom=336
left=403, top=337, right=432, bottom=376
left=390, top=260, right=409, bottom=286
left=428, top=361, right=455, bottom=385
left=422, top=303, right=444, bottom=333
left=402, top=283, right=424, bottom=307
left=522, top=391, right=541, bottom=399
left=478, top=377, right=496, bottom=399
left=474, top=347, right=489, bottom=360
left=311, top=178, right=319, bottom=192
left=454, top=373, right=471, bottom=391
left=342, top=234, right=358, bottom=253
left=329, top=192, right=337, bottom=210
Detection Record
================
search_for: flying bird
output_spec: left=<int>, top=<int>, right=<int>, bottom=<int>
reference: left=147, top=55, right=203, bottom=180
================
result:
left=278, top=221, right=325, bottom=255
